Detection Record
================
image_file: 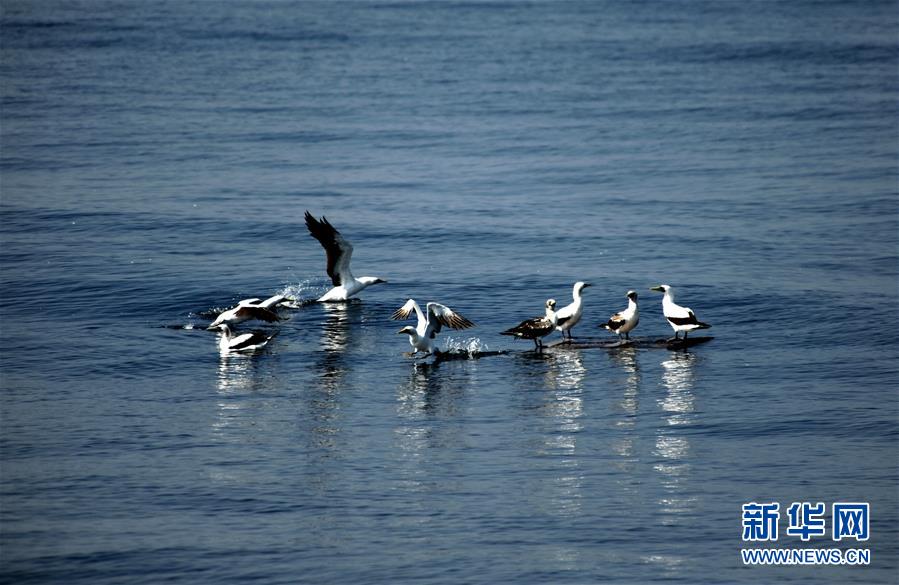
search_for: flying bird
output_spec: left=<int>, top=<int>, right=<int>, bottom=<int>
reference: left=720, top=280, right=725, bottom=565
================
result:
left=207, top=296, right=283, bottom=330
left=245, top=294, right=288, bottom=310
left=392, top=299, right=475, bottom=356
left=600, top=290, right=640, bottom=342
left=501, top=299, right=558, bottom=350
left=305, top=211, right=387, bottom=302
left=650, top=284, right=711, bottom=341
left=214, top=324, right=277, bottom=353
left=555, top=281, right=592, bottom=340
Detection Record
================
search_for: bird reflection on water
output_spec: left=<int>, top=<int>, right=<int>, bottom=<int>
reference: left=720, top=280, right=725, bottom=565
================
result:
left=654, top=351, right=700, bottom=527
left=396, top=362, right=444, bottom=417
left=607, top=346, right=641, bottom=475
left=395, top=358, right=474, bottom=421
left=508, top=348, right=588, bottom=573
left=392, top=359, right=474, bottom=506
left=210, top=349, right=282, bottom=486
left=213, top=353, right=261, bottom=450
left=515, top=351, right=587, bottom=495
left=216, top=350, right=266, bottom=395
left=659, top=352, right=698, bottom=427
left=304, top=302, right=363, bottom=451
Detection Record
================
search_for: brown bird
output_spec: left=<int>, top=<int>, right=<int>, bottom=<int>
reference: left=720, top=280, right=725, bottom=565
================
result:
left=501, top=299, right=558, bottom=350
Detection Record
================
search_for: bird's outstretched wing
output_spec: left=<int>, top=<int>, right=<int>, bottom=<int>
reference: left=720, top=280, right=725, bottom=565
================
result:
left=426, top=302, right=475, bottom=338
left=234, top=305, right=281, bottom=323
left=305, top=211, right=355, bottom=287
left=391, top=299, right=422, bottom=322
left=257, top=294, right=286, bottom=309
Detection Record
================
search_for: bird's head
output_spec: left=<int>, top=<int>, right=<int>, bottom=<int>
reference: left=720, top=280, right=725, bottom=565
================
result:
left=575, top=281, right=592, bottom=293
left=546, top=298, right=557, bottom=309
left=397, top=326, right=415, bottom=336
left=361, top=277, right=388, bottom=286
left=650, top=284, right=670, bottom=294
left=626, top=290, right=638, bottom=301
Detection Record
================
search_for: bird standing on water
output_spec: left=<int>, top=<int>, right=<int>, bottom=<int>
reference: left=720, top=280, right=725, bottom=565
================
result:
left=600, top=290, right=640, bottom=342
left=501, top=299, right=558, bottom=351
left=650, top=284, right=710, bottom=341
left=555, top=281, right=591, bottom=341
left=305, top=211, right=387, bottom=302
left=392, top=299, right=475, bottom=356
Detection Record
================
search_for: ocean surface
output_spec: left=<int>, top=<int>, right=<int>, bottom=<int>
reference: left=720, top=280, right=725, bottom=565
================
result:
left=1, top=1, right=897, bottom=583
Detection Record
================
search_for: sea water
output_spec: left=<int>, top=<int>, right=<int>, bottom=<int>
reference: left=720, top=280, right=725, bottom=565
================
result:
left=1, top=1, right=897, bottom=583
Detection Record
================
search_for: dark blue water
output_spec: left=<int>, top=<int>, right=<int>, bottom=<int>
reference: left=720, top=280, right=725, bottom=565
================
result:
left=2, top=1, right=897, bottom=583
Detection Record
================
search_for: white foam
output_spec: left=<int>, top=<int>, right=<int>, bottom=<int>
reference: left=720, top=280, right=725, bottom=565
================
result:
left=278, top=279, right=327, bottom=304
left=443, top=336, right=489, bottom=355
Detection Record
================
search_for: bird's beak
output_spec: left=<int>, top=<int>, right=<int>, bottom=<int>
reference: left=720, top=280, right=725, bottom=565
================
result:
left=583, top=283, right=593, bottom=288
left=650, top=286, right=664, bottom=292
left=396, top=328, right=406, bottom=335
left=206, top=325, right=218, bottom=331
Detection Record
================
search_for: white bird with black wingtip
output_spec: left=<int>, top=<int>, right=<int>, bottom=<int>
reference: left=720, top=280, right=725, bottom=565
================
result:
left=207, top=294, right=285, bottom=330
left=600, top=290, right=640, bottom=342
left=554, top=281, right=592, bottom=341
left=392, top=299, right=475, bottom=356
left=650, top=284, right=710, bottom=341
left=214, top=323, right=277, bottom=354
left=240, top=294, right=288, bottom=310
left=305, top=211, right=387, bottom=302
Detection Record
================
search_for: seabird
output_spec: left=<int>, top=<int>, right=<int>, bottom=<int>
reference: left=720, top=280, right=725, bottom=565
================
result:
left=600, top=290, right=640, bottom=341
left=207, top=296, right=283, bottom=330
left=501, top=299, right=558, bottom=350
left=214, top=324, right=277, bottom=353
left=253, top=294, right=288, bottom=309
left=305, top=211, right=387, bottom=302
left=650, top=284, right=711, bottom=341
left=235, top=294, right=290, bottom=310
left=392, top=299, right=475, bottom=356
left=554, top=281, right=592, bottom=340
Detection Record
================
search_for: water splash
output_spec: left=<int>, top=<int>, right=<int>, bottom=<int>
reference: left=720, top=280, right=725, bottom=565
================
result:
left=162, top=323, right=203, bottom=330
left=443, top=336, right=489, bottom=355
left=195, top=306, right=229, bottom=319
left=278, top=278, right=327, bottom=306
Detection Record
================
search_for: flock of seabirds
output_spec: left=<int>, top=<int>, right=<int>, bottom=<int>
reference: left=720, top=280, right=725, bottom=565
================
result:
left=208, top=212, right=711, bottom=355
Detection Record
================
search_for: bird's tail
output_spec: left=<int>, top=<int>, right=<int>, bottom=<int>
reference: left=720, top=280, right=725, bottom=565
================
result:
left=500, top=329, right=520, bottom=337
left=696, top=322, right=711, bottom=329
